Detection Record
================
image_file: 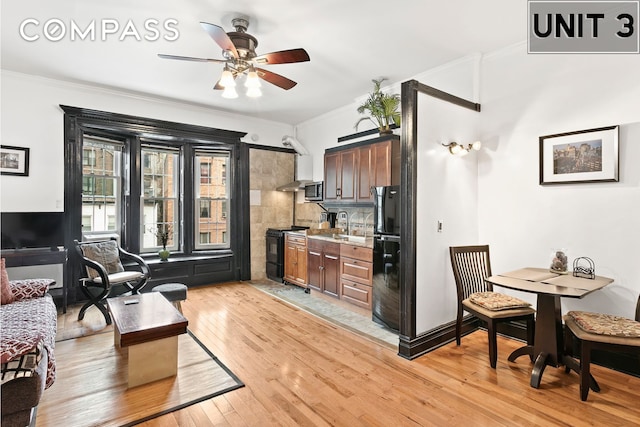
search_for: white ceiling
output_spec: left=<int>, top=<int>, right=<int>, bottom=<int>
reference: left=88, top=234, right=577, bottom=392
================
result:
left=2, top=0, right=527, bottom=125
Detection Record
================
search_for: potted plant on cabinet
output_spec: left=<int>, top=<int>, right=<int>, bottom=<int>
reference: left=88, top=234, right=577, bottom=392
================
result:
left=354, top=78, right=401, bottom=135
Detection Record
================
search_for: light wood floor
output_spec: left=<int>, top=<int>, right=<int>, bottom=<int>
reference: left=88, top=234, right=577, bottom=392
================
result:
left=52, top=282, right=640, bottom=426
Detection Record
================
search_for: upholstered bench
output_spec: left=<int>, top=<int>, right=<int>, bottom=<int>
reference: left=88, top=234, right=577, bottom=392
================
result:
left=152, top=283, right=188, bottom=313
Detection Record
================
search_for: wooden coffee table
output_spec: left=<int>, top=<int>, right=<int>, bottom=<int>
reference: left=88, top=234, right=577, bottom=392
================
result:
left=107, top=292, right=188, bottom=387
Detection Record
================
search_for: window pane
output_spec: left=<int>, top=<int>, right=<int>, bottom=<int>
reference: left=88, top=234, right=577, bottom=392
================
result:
left=81, top=215, right=92, bottom=232
left=195, top=151, right=230, bottom=249
left=200, top=162, right=211, bottom=184
left=200, top=200, right=211, bottom=218
left=82, top=136, right=122, bottom=236
left=141, top=147, right=179, bottom=252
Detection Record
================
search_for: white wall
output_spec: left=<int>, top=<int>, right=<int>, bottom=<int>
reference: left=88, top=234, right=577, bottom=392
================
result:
left=478, top=43, right=640, bottom=318
left=0, top=71, right=294, bottom=212
left=414, top=95, right=481, bottom=334
left=293, top=46, right=640, bottom=334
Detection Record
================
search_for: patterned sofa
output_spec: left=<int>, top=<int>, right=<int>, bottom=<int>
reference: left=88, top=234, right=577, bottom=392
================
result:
left=1, top=258, right=57, bottom=427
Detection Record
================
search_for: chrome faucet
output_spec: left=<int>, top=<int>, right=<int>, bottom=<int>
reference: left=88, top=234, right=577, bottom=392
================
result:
left=364, top=212, right=373, bottom=239
left=337, top=211, right=348, bottom=233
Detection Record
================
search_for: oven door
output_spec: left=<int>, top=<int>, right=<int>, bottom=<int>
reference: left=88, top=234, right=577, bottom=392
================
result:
left=266, top=233, right=281, bottom=264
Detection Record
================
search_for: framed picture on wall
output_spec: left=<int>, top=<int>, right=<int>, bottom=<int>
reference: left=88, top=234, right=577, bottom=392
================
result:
left=539, top=125, right=619, bottom=185
left=0, top=145, right=30, bottom=177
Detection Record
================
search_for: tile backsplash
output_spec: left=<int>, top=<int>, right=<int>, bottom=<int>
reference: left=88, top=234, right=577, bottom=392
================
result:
left=295, top=202, right=374, bottom=236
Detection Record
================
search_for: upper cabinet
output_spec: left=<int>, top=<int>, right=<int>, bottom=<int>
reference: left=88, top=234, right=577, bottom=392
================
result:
left=324, top=149, right=357, bottom=202
left=324, top=136, right=400, bottom=204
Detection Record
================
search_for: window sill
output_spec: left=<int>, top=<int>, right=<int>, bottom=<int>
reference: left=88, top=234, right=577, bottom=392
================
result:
left=142, top=251, right=233, bottom=265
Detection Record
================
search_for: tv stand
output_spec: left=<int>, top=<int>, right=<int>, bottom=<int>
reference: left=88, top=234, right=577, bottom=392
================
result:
left=3, top=248, right=67, bottom=312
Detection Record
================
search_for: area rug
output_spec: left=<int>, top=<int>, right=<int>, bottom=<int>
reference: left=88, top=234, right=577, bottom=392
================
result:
left=36, top=330, right=244, bottom=427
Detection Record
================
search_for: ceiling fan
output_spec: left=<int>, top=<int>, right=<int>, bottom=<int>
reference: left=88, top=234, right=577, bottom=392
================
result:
left=158, top=18, right=310, bottom=97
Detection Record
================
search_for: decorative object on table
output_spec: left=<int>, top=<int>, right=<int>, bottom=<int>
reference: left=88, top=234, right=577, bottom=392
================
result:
left=354, top=78, right=401, bottom=136
left=539, top=125, right=619, bottom=185
left=151, top=224, right=173, bottom=261
left=0, top=145, right=30, bottom=176
left=573, top=257, right=595, bottom=279
left=550, top=249, right=568, bottom=274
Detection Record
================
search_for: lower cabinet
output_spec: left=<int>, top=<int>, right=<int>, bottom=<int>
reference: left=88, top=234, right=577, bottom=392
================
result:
left=284, top=233, right=307, bottom=288
left=307, top=239, right=340, bottom=297
left=340, top=244, right=373, bottom=309
left=341, top=279, right=373, bottom=309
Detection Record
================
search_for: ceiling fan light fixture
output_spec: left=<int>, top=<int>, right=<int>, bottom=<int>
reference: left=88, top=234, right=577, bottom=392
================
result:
left=219, top=67, right=236, bottom=88
left=245, top=67, right=261, bottom=88
left=221, top=85, right=238, bottom=99
left=159, top=19, right=310, bottom=96
left=246, top=86, right=262, bottom=98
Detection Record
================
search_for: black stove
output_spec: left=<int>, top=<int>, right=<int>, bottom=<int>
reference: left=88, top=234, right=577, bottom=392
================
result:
left=266, top=226, right=309, bottom=281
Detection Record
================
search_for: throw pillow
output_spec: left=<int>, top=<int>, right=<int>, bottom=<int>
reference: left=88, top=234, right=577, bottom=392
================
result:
left=80, top=240, right=125, bottom=279
left=1, top=258, right=15, bottom=305
left=10, top=279, right=54, bottom=301
left=469, top=291, right=531, bottom=311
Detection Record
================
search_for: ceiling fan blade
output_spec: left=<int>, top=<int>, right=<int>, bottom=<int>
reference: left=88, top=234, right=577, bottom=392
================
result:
left=255, top=68, right=297, bottom=90
left=158, top=54, right=226, bottom=63
left=200, top=22, right=238, bottom=58
left=254, top=48, right=310, bottom=65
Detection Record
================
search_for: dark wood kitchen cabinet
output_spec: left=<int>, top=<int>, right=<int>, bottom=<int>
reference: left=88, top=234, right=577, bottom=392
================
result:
left=306, top=238, right=340, bottom=297
left=324, top=135, right=399, bottom=204
left=340, top=244, right=373, bottom=309
left=284, top=233, right=307, bottom=288
left=357, top=139, right=400, bottom=202
left=324, top=149, right=356, bottom=202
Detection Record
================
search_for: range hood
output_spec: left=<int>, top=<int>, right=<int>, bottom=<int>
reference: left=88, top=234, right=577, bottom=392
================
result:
left=277, top=133, right=312, bottom=191
left=276, top=179, right=312, bottom=192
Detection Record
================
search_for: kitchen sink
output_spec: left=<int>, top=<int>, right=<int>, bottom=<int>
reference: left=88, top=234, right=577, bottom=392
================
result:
left=331, top=234, right=367, bottom=244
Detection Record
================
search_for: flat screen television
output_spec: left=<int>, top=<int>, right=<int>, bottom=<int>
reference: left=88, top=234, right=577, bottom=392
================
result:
left=1, top=212, right=65, bottom=250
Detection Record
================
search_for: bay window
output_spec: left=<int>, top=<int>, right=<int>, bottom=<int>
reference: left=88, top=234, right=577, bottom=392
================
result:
left=63, top=105, right=250, bottom=301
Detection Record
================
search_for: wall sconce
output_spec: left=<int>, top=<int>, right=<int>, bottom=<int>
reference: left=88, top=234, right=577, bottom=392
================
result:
left=442, top=141, right=482, bottom=156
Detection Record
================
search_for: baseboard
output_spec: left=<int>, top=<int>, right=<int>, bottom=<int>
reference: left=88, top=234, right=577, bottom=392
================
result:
left=398, top=316, right=480, bottom=360
left=399, top=317, right=640, bottom=379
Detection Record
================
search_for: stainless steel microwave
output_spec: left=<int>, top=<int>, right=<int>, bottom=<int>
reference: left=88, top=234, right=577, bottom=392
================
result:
left=304, top=182, right=323, bottom=201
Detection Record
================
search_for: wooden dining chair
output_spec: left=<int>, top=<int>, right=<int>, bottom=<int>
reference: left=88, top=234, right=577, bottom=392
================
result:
left=449, top=245, right=536, bottom=368
left=563, top=294, right=640, bottom=401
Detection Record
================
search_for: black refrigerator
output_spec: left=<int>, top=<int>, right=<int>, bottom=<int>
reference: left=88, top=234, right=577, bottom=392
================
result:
left=372, top=185, right=400, bottom=332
